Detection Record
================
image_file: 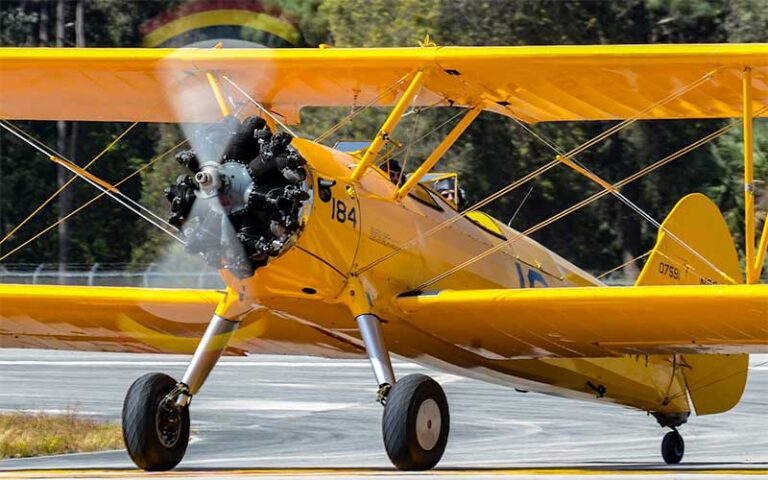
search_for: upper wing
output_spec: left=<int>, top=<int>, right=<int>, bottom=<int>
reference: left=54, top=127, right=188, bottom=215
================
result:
left=1, top=44, right=766, bottom=124
left=396, top=284, right=768, bottom=359
left=0, top=284, right=362, bottom=358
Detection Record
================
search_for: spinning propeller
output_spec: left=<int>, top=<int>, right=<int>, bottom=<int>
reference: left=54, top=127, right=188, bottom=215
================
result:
left=164, top=116, right=311, bottom=279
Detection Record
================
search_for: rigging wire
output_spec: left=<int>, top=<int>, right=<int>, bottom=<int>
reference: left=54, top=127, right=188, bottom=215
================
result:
left=502, top=66, right=722, bottom=161
left=220, top=75, right=298, bottom=137
left=1, top=120, right=174, bottom=234
left=0, top=79, right=194, bottom=248
left=508, top=186, right=534, bottom=226
left=560, top=156, right=737, bottom=283
left=377, top=108, right=467, bottom=165
left=494, top=71, right=736, bottom=283
left=313, top=75, right=411, bottom=144
left=596, top=250, right=652, bottom=280
left=415, top=110, right=763, bottom=290
left=0, top=121, right=139, bottom=246
left=0, top=120, right=183, bottom=243
left=395, top=103, right=424, bottom=186
left=357, top=67, right=727, bottom=275
left=0, top=138, right=190, bottom=262
left=665, top=358, right=768, bottom=404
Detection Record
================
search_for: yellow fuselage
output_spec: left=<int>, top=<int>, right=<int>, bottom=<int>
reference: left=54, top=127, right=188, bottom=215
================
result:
left=233, top=138, right=691, bottom=416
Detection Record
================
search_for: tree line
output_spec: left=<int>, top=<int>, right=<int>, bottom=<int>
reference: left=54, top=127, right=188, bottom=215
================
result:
left=0, top=0, right=765, bottom=279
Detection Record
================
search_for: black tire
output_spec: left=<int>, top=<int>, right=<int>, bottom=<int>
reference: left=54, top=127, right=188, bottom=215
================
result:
left=122, top=373, right=190, bottom=471
left=382, top=374, right=449, bottom=470
left=661, top=430, right=684, bottom=464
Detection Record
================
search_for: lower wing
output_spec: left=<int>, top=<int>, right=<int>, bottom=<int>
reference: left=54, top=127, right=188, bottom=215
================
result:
left=0, top=284, right=361, bottom=358
left=396, top=284, right=768, bottom=359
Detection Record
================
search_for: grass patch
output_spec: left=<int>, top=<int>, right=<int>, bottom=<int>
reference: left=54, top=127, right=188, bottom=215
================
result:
left=0, top=409, right=123, bottom=459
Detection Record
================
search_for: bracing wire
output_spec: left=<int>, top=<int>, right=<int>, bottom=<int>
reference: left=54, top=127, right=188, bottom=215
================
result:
left=508, top=186, right=535, bottom=227
left=415, top=110, right=762, bottom=290
left=357, top=66, right=729, bottom=276
left=378, top=108, right=466, bottom=165
left=0, top=137, right=190, bottom=262
left=220, top=75, right=298, bottom=137
left=313, top=75, right=411, bottom=144
left=0, top=121, right=140, bottom=246
left=395, top=100, right=424, bottom=186
left=665, top=358, right=768, bottom=404
left=0, top=120, right=183, bottom=244
left=0, top=79, right=193, bottom=249
left=596, top=250, right=652, bottom=280
left=495, top=70, right=737, bottom=283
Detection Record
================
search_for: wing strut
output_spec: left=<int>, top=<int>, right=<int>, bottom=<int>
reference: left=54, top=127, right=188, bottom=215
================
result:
left=742, top=66, right=768, bottom=283
left=205, top=72, right=232, bottom=117
left=395, top=104, right=482, bottom=200
left=414, top=110, right=766, bottom=289
left=355, top=66, right=723, bottom=275
left=350, top=70, right=427, bottom=181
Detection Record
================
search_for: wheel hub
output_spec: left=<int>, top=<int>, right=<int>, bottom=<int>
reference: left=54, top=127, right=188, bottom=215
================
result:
left=155, top=402, right=183, bottom=448
left=415, top=398, right=441, bottom=451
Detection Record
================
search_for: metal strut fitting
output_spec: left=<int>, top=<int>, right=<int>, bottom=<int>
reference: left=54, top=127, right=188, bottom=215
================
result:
left=356, top=314, right=396, bottom=402
left=174, top=314, right=241, bottom=407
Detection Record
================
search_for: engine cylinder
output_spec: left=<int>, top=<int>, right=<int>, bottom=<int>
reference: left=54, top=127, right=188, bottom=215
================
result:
left=164, top=117, right=311, bottom=278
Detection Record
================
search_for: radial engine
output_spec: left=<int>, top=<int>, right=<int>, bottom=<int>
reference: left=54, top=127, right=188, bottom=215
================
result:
left=164, top=117, right=311, bottom=278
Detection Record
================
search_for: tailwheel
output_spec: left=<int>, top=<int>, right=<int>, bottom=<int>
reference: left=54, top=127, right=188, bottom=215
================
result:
left=382, top=374, right=449, bottom=470
left=122, top=373, right=190, bottom=471
left=661, top=428, right=685, bottom=464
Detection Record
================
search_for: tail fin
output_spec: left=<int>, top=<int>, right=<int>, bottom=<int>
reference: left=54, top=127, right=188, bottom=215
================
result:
left=636, top=193, right=747, bottom=415
left=636, top=193, right=742, bottom=286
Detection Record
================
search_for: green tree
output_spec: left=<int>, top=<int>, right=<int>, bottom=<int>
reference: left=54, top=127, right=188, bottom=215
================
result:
left=1, top=0, right=764, bottom=281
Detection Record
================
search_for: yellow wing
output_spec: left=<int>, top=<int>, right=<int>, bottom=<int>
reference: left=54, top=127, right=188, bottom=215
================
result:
left=396, top=284, right=768, bottom=359
left=0, top=44, right=766, bottom=124
left=0, top=284, right=362, bottom=358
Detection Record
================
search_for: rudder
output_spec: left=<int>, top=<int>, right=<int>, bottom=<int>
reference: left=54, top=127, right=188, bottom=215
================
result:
left=636, top=193, right=748, bottom=416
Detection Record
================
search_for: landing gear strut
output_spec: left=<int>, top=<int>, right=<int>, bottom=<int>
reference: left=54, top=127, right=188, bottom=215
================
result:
left=356, top=313, right=450, bottom=470
left=661, top=428, right=685, bottom=464
left=122, top=313, right=241, bottom=471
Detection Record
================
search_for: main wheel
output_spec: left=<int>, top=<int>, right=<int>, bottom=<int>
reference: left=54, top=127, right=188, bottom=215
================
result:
left=661, top=429, right=684, bottom=464
left=122, top=373, right=190, bottom=471
left=382, top=374, right=449, bottom=470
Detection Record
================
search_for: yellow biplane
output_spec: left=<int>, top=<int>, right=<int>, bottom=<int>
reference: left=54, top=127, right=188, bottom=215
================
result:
left=0, top=44, right=767, bottom=471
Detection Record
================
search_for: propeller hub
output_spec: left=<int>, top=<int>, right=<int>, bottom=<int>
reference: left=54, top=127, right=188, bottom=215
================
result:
left=194, top=168, right=219, bottom=193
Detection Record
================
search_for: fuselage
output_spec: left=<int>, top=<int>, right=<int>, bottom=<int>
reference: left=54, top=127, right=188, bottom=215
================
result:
left=231, top=138, right=691, bottom=416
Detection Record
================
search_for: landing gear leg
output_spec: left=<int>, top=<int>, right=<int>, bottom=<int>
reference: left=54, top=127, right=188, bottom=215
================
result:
left=661, top=428, right=685, bottom=464
left=356, top=314, right=450, bottom=470
left=122, top=314, right=241, bottom=471
left=356, top=314, right=396, bottom=402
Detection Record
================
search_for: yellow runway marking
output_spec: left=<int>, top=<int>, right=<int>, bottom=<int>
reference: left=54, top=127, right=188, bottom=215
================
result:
left=0, top=469, right=767, bottom=478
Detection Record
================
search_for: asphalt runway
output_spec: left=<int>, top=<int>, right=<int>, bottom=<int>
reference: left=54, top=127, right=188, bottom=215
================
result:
left=0, top=349, right=766, bottom=479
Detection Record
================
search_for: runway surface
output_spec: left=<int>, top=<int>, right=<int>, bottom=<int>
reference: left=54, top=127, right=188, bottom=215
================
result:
left=0, top=349, right=766, bottom=479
